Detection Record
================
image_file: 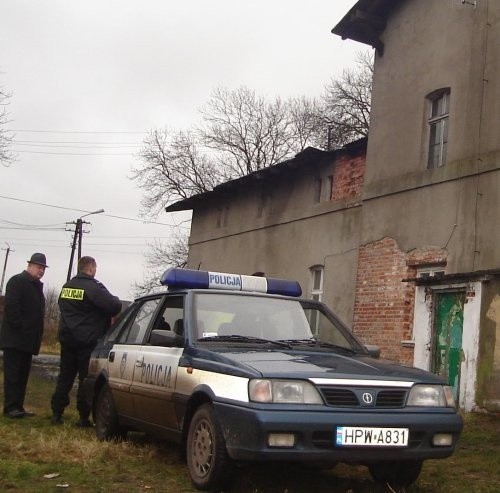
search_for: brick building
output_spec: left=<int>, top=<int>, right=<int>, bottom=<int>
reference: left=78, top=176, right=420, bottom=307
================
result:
left=165, top=0, right=499, bottom=412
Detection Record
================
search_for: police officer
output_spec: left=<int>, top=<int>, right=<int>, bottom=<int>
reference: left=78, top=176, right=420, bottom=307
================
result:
left=51, top=256, right=122, bottom=426
left=1, top=253, right=48, bottom=418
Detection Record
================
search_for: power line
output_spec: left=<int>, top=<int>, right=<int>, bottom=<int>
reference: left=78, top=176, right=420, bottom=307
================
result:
left=8, top=129, right=147, bottom=134
left=0, top=227, right=67, bottom=231
left=14, top=140, right=142, bottom=145
left=14, top=143, right=141, bottom=149
left=0, top=218, right=67, bottom=228
left=0, top=235, right=173, bottom=241
left=0, top=194, right=191, bottom=228
left=13, top=150, right=134, bottom=156
left=0, top=195, right=93, bottom=214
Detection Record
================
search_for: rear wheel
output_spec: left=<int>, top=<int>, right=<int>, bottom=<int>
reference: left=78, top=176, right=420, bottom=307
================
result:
left=94, top=384, right=127, bottom=441
left=186, top=404, right=233, bottom=491
left=368, top=460, right=423, bottom=488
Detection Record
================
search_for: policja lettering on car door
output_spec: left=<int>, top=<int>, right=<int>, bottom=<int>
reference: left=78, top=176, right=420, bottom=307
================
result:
left=130, top=345, right=184, bottom=428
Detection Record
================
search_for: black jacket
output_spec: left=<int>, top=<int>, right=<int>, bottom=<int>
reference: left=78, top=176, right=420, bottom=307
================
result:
left=0, top=270, right=45, bottom=355
left=58, top=273, right=122, bottom=346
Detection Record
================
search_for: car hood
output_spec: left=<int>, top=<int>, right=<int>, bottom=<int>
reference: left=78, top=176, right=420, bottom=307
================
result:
left=184, top=346, right=444, bottom=384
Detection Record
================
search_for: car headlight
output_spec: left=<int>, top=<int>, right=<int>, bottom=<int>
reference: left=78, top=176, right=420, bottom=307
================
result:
left=249, top=379, right=323, bottom=404
left=407, top=384, right=456, bottom=407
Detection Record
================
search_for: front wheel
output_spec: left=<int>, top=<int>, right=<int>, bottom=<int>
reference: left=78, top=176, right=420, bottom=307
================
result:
left=94, top=384, right=127, bottom=441
left=186, top=404, right=233, bottom=491
left=368, top=460, right=423, bottom=488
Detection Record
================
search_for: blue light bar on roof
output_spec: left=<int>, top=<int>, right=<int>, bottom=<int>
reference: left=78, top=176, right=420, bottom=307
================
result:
left=160, top=268, right=302, bottom=297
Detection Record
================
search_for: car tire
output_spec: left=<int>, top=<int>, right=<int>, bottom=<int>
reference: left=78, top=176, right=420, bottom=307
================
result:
left=368, top=460, right=423, bottom=488
left=95, top=384, right=127, bottom=441
left=186, top=403, right=233, bottom=491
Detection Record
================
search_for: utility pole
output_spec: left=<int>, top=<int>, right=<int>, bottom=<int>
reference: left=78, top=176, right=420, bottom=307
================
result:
left=66, top=209, right=104, bottom=281
left=1, top=242, right=13, bottom=296
left=67, top=219, right=81, bottom=281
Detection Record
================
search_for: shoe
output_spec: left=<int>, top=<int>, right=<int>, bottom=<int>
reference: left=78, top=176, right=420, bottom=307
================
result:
left=75, top=418, right=93, bottom=428
left=3, top=409, right=25, bottom=418
left=22, top=409, right=36, bottom=417
left=51, top=414, right=63, bottom=425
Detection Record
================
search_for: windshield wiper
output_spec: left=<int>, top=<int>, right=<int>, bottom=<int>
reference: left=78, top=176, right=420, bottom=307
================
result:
left=277, top=338, right=356, bottom=354
left=199, top=335, right=292, bottom=349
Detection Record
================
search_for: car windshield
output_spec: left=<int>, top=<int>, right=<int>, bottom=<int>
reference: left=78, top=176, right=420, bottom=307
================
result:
left=192, top=292, right=362, bottom=352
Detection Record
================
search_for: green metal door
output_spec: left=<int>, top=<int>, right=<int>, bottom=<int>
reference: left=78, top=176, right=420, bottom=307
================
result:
left=432, top=291, right=464, bottom=400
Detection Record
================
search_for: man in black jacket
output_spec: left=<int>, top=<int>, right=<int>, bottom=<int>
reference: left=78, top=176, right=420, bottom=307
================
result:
left=51, top=256, right=122, bottom=426
left=1, top=253, right=48, bottom=418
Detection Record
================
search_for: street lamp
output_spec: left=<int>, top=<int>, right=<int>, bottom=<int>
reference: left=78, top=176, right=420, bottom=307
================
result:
left=67, top=209, right=104, bottom=281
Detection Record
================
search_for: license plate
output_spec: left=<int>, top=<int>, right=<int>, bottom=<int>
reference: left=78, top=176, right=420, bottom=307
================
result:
left=336, top=426, right=409, bottom=447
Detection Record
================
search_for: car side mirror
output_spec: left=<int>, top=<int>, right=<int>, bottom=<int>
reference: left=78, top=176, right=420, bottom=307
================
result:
left=364, top=344, right=381, bottom=359
left=150, top=329, right=184, bottom=348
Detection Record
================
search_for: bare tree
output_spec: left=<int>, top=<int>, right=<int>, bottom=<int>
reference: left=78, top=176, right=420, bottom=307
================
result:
left=133, top=232, right=189, bottom=296
left=42, top=286, right=61, bottom=349
left=134, top=52, right=373, bottom=214
left=133, top=52, right=373, bottom=291
left=1, top=86, right=15, bottom=166
left=44, top=286, right=61, bottom=326
left=134, top=88, right=328, bottom=217
left=321, top=51, right=373, bottom=145
left=287, top=96, right=327, bottom=150
left=200, top=86, right=299, bottom=177
left=133, top=129, right=224, bottom=217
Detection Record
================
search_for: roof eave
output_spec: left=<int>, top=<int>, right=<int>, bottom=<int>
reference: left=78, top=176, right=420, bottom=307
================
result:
left=332, top=0, right=405, bottom=56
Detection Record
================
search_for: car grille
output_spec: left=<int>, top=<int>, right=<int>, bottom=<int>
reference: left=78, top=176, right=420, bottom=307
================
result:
left=317, top=386, right=408, bottom=408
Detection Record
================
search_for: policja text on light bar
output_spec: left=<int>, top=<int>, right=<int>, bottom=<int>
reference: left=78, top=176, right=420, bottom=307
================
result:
left=160, top=268, right=302, bottom=297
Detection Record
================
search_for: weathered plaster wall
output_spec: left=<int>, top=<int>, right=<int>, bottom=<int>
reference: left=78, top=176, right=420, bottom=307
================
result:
left=187, top=206, right=362, bottom=325
left=478, top=280, right=500, bottom=411
left=368, top=0, right=497, bottom=180
left=363, top=0, right=500, bottom=273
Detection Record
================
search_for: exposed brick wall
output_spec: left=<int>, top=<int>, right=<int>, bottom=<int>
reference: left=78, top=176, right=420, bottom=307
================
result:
left=331, top=154, right=365, bottom=202
left=353, top=237, right=415, bottom=364
left=407, top=247, right=448, bottom=269
left=352, top=239, right=449, bottom=365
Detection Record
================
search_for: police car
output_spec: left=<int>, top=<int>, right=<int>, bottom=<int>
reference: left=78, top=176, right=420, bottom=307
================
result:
left=84, top=268, right=462, bottom=491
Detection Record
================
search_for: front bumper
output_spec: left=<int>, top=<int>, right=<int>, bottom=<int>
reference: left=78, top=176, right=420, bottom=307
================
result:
left=214, top=402, right=463, bottom=463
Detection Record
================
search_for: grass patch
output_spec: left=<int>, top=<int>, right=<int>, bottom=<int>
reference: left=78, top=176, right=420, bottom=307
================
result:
left=0, top=366, right=498, bottom=492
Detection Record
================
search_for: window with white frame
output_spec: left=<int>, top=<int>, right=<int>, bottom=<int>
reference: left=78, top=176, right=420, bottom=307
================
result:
left=308, top=265, right=324, bottom=335
left=427, top=89, right=450, bottom=169
left=417, top=266, right=446, bottom=279
left=310, top=265, right=324, bottom=301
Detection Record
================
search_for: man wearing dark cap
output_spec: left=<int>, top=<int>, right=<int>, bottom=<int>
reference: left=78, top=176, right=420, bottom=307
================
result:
left=0, top=253, right=48, bottom=418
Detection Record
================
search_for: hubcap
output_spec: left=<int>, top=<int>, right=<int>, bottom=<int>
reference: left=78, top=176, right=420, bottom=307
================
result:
left=192, top=419, right=213, bottom=477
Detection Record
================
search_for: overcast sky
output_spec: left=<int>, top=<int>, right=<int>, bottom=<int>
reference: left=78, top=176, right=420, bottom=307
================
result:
left=0, top=0, right=363, bottom=300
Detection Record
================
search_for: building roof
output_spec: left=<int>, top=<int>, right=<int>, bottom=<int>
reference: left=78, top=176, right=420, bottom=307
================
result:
left=165, top=138, right=367, bottom=213
left=332, top=0, right=405, bottom=55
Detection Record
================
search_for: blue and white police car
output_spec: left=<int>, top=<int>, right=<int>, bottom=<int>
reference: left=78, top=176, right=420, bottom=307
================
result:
left=84, top=268, right=462, bottom=491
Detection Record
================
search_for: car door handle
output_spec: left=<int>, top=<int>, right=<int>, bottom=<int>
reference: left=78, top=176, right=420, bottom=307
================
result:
left=135, top=357, right=144, bottom=367
left=109, top=351, right=115, bottom=363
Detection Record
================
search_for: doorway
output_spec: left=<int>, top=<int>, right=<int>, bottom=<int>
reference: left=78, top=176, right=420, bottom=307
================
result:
left=432, top=291, right=465, bottom=400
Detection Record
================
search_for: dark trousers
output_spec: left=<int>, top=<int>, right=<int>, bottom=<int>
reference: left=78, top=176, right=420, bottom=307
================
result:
left=50, top=341, right=93, bottom=419
left=3, top=348, right=33, bottom=414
